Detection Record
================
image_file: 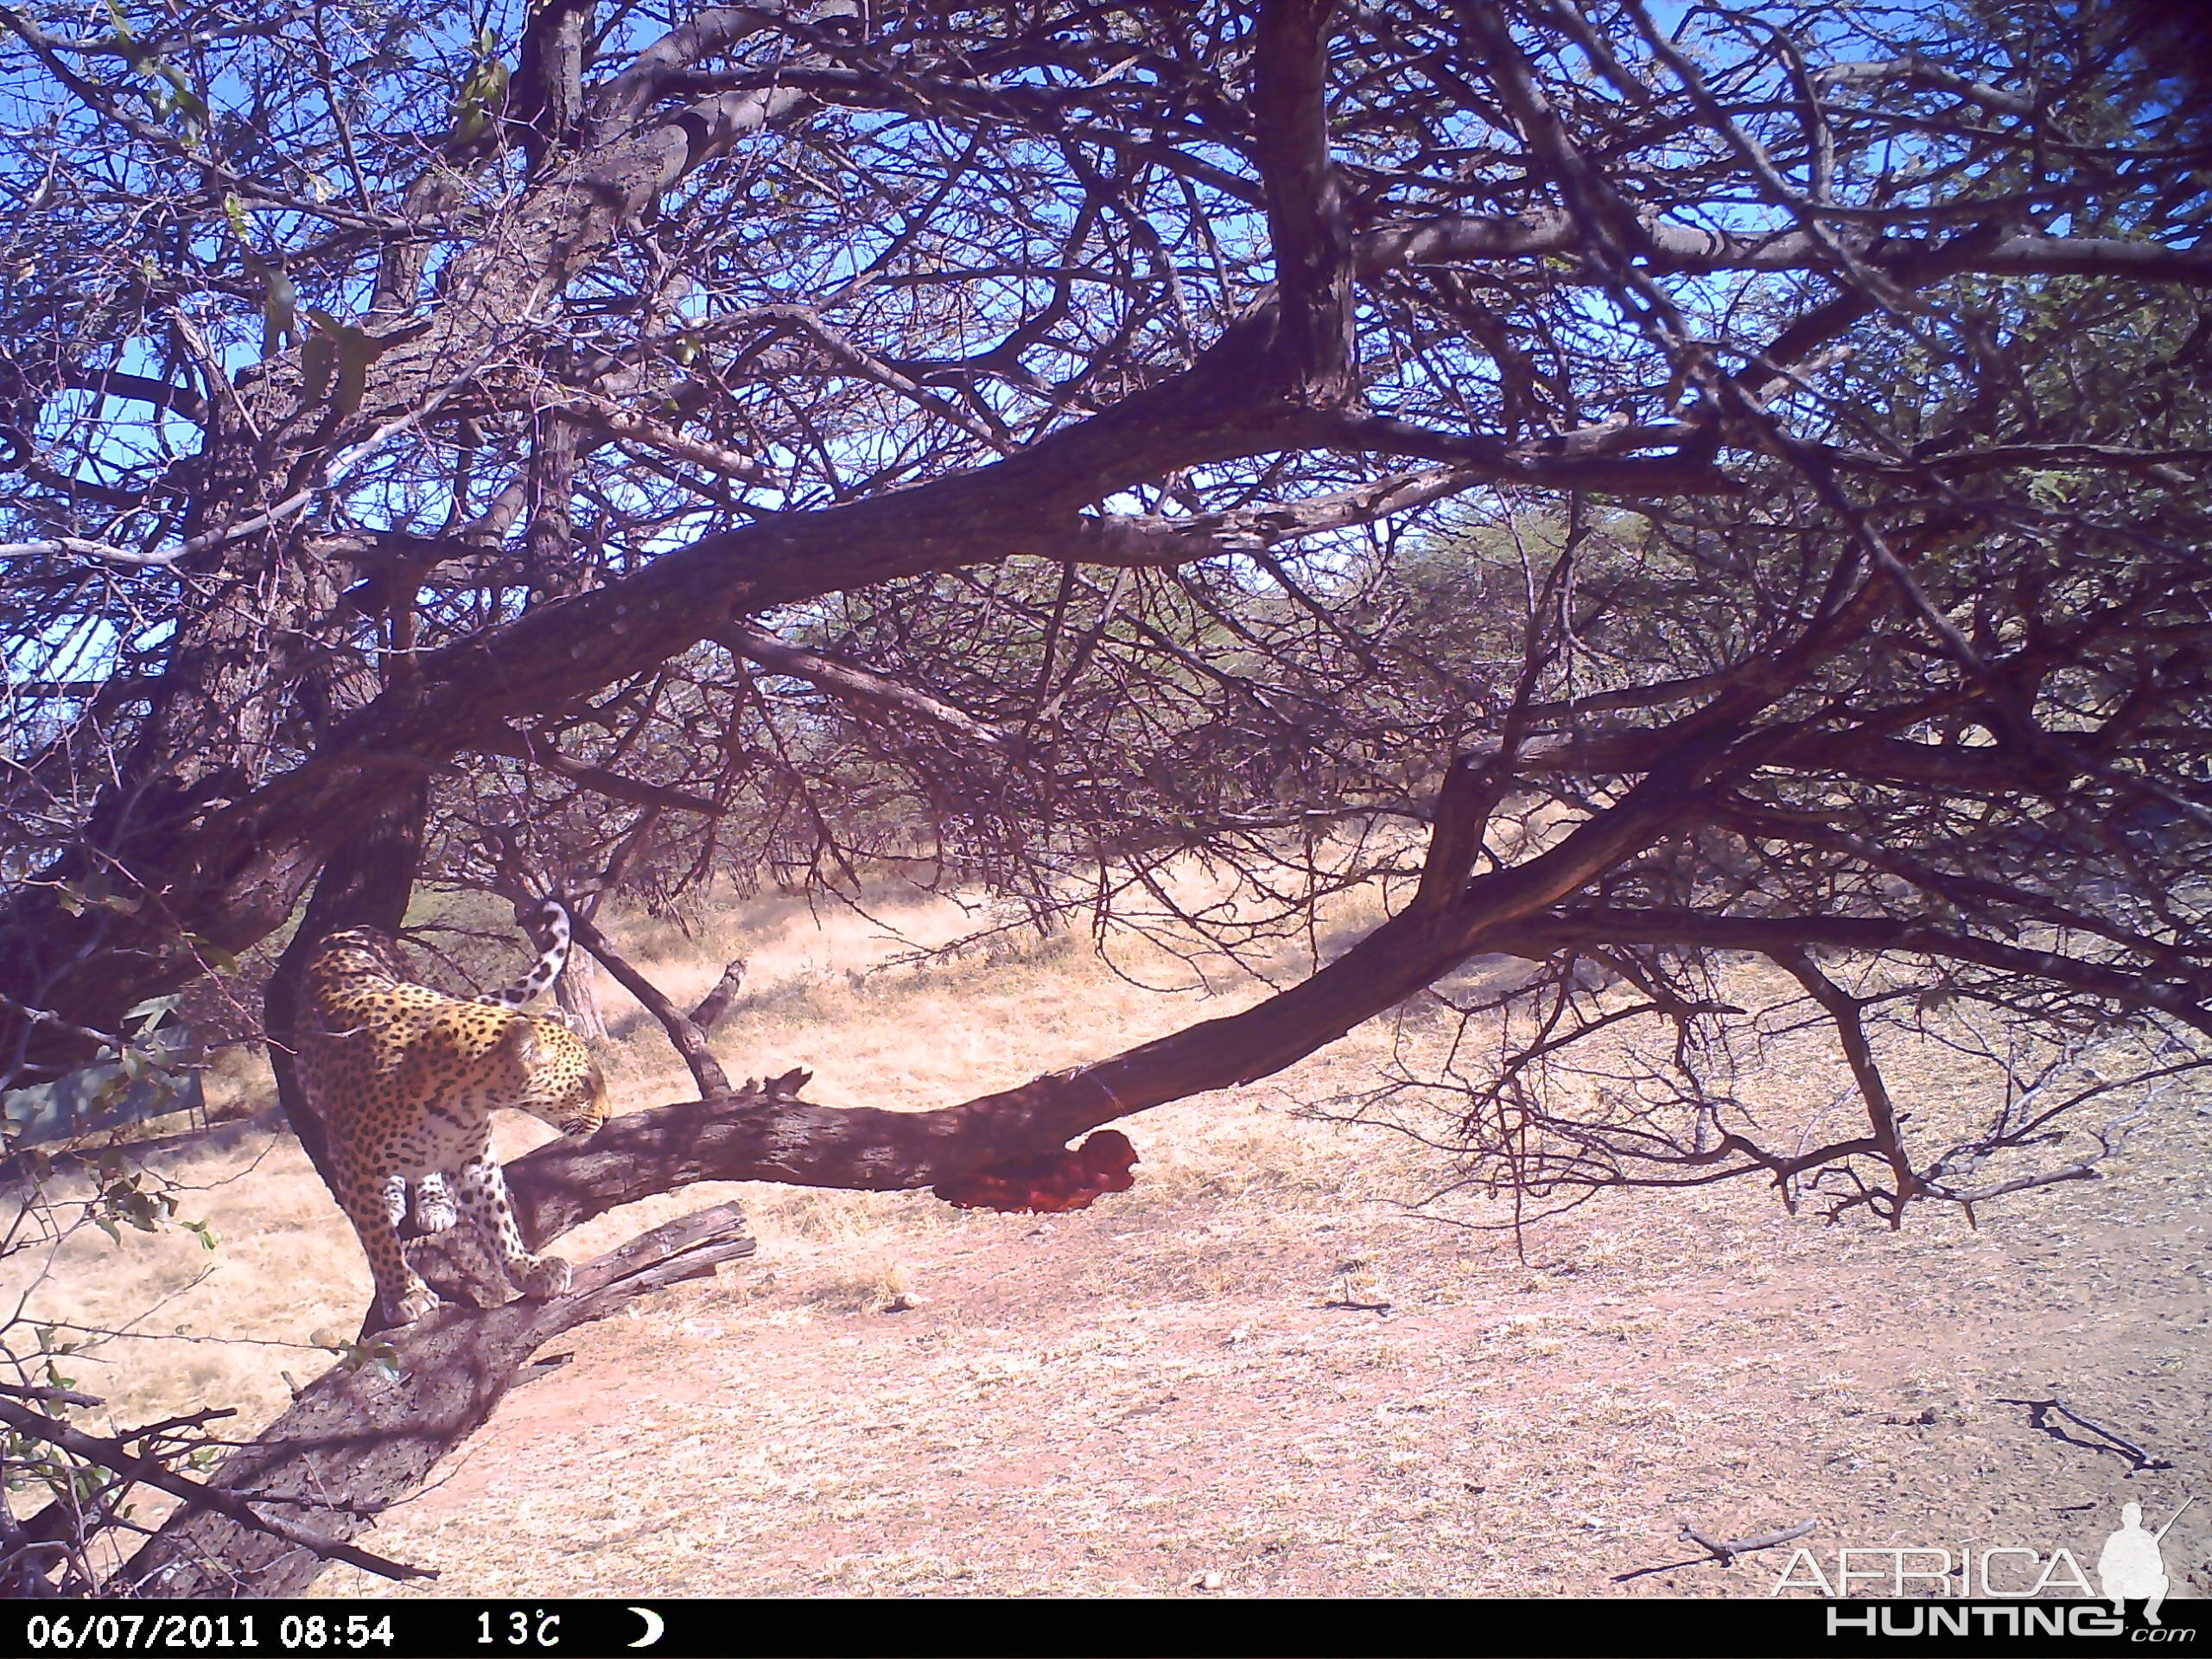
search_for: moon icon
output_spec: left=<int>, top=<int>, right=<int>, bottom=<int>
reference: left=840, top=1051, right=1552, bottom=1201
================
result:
left=627, top=1606, right=665, bottom=1649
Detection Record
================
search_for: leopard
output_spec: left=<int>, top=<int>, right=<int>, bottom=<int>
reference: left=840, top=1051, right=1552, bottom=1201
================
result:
left=294, top=900, right=608, bottom=1328
left=409, top=898, right=574, bottom=1237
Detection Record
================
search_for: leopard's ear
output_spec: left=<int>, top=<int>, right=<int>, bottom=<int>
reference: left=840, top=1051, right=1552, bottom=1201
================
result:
left=501, top=1018, right=538, bottom=1064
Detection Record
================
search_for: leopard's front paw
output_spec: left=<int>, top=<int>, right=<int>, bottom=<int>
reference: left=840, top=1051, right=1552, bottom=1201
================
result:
left=411, top=1189, right=459, bottom=1235
left=512, top=1255, right=574, bottom=1300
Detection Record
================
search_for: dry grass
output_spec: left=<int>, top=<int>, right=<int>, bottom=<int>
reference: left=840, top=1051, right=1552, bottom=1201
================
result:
left=10, top=879, right=2209, bottom=1599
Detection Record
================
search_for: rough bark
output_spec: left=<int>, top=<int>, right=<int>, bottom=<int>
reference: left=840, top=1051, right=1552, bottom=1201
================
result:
left=119, top=1203, right=755, bottom=1597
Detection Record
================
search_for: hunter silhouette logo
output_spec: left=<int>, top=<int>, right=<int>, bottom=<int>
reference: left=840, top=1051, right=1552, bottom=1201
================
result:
left=2099, top=1497, right=2192, bottom=1627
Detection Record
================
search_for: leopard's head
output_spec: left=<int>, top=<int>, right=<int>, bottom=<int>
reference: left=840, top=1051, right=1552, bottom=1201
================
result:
left=512, top=1021, right=610, bottom=1141
left=557, top=1058, right=610, bottom=1141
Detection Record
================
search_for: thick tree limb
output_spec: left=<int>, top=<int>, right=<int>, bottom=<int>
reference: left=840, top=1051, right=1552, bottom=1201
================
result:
left=590, top=4, right=798, bottom=138
left=1358, top=212, right=2212, bottom=289
left=505, top=721, right=1755, bottom=1245
left=118, top=1202, right=756, bottom=1597
left=568, top=400, right=781, bottom=486
left=8, top=0, right=2212, bottom=1121
left=0, top=428, right=1721, bottom=1085
left=1813, top=54, right=2033, bottom=115
left=56, top=368, right=207, bottom=426
left=12, top=20, right=2208, bottom=1069
left=1250, top=0, right=1356, bottom=401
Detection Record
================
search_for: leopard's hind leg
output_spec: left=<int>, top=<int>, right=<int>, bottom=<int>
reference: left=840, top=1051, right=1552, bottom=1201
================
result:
left=342, top=1171, right=440, bottom=1326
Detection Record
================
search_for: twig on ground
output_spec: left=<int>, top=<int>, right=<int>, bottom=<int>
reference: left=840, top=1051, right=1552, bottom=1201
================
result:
left=1611, top=1516, right=1820, bottom=1581
left=1679, top=1516, right=1821, bottom=1564
left=1996, top=1395, right=2176, bottom=1471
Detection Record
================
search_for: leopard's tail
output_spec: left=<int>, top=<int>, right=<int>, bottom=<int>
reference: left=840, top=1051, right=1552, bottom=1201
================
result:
left=477, top=898, right=572, bottom=1009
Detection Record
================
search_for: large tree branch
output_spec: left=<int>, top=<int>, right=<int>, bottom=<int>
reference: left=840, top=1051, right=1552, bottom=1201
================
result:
left=54, top=368, right=207, bottom=426
left=119, top=1204, right=757, bottom=1597
left=15, top=2, right=2212, bottom=1085
left=1357, top=212, right=2212, bottom=289
left=355, top=55, right=818, bottom=431
left=566, top=398, right=781, bottom=486
left=339, top=398, right=1725, bottom=739
left=1250, top=0, right=1355, bottom=400
left=503, top=717, right=1759, bottom=1244
left=0, top=403, right=1755, bottom=1084
left=0, top=1397, right=429, bottom=1584
left=591, top=4, right=799, bottom=138
left=1812, top=54, right=2035, bottom=117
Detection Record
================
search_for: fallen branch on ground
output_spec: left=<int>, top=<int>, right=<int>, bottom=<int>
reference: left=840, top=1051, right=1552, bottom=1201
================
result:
left=1611, top=1516, right=1821, bottom=1582
left=1996, top=1395, right=2176, bottom=1471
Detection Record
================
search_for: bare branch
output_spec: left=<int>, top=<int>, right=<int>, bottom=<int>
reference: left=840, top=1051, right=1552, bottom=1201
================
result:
left=0, top=1397, right=432, bottom=1584
left=716, top=622, right=1017, bottom=754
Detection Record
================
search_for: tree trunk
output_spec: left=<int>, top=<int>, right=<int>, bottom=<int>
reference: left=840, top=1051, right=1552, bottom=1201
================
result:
left=554, top=960, right=609, bottom=1042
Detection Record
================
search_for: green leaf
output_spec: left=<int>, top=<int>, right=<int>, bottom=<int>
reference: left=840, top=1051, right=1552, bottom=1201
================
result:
left=124, top=994, right=182, bottom=1030
left=156, top=65, right=207, bottom=137
left=334, top=1337, right=404, bottom=1380
left=182, top=934, right=239, bottom=975
left=448, top=36, right=509, bottom=148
